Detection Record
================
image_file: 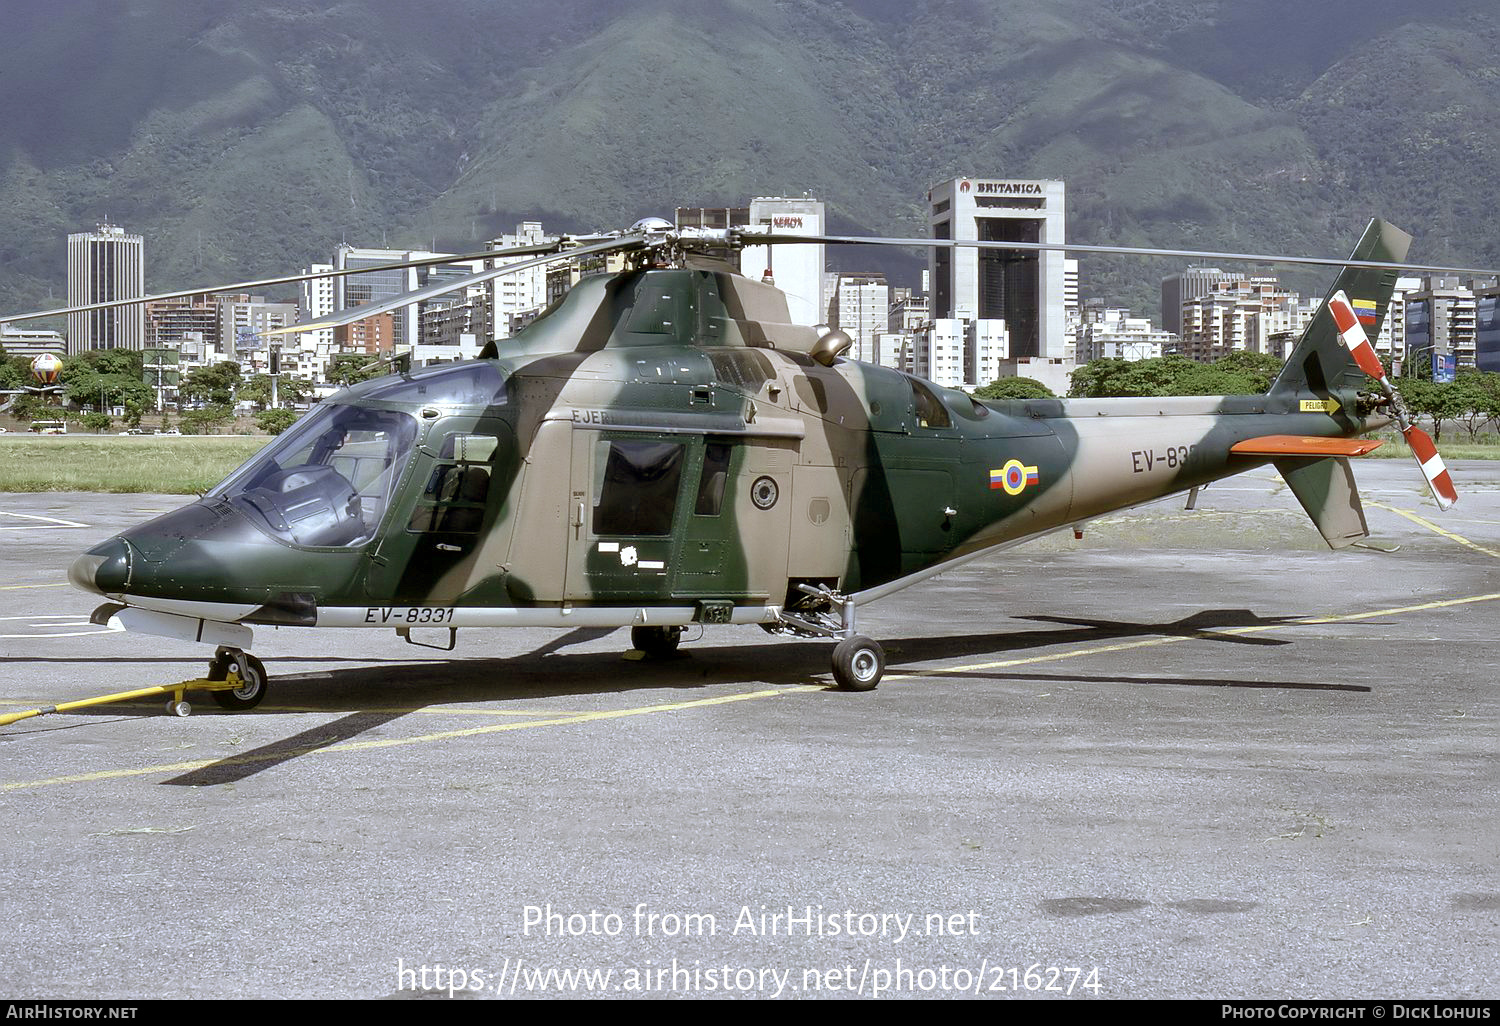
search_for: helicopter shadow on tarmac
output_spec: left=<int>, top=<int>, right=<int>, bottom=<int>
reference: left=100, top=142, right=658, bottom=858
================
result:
left=2, top=606, right=1376, bottom=786
left=14, top=605, right=1377, bottom=724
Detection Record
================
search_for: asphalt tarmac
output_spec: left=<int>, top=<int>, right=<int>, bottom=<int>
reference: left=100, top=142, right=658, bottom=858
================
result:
left=1, top=461, right=1496, bottom=1000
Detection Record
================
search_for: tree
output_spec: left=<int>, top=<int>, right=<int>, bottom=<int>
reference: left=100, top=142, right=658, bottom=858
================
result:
left=179, top=361, right=243, bottom=408
left=241, top=373, right=313, bottom=410
left=1069, top=352, right=1285, bottom=398
left=254, top=408, right=299, bottom=435
left=329, top=352, right=389, bottom=386
left=973, top=377, right=1056, bottom=400
left=9, top=394, right=51, bottom=423
left=81, top=412, right=113, bottom=433
left=179, top=403, right=236, bottom=435
left=1401, top=380, right=1466, bottom=444
left=58, top=348, right=152, bottom=414
left=1448, top=372, right=1500, bottom=443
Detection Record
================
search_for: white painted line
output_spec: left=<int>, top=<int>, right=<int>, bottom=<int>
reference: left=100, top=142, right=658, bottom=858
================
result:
left=0, top=614, right=121, bottom=638
left=0, top=510, right=89, bottom=530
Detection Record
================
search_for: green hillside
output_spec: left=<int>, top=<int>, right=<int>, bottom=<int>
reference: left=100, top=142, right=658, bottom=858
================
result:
left=0, top=0, right=1495, bottom=323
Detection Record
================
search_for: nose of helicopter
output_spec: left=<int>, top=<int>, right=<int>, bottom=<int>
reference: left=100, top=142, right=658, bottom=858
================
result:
left=68, top=538, right=133, bottom=596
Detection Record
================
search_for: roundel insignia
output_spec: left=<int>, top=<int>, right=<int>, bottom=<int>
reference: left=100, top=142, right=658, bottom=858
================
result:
left=990, top=460, right=1039, bottom=496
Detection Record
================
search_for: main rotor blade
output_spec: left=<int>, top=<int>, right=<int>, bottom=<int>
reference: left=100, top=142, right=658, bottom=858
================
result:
left=0, top=241, right=563, bottom=325
left=264, top=232, right=648, bottom=336
left=736, top=230, right=1500, bottom=278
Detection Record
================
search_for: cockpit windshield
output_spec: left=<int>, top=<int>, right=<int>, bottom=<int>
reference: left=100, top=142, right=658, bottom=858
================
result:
left=213, top=405, right=417, bottom=548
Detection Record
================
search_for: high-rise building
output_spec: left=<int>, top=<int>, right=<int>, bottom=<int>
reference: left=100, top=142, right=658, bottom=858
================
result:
left=335, top=246, right=415, bottom=346
left=297, top=263, right=337, bottom=383
left=1175, top=277, right=1311, bottom=362
left=66, top=223, right=145, bottom=355
left=926, top=178, right=1066, bottom=359
left=1161, top=267, right=1247, bottom=338
left=740, top=197, right=827, bottom=326
left=488, top=222, right=556, bottom=339
left=1476, top=283, right=1500, bottom=373
left=1403, top=275, right=1498, bottom=379
left=334, top=247, right=489, bottom=347
left=913, top=318, right=1008, bottom=389
left=146, top=294, right=222, bottom=351
left=831, top=273, right=889, bottom=363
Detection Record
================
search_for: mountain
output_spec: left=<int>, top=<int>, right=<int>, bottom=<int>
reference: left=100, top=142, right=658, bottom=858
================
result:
left=1, top=0, right=1496, bottom=323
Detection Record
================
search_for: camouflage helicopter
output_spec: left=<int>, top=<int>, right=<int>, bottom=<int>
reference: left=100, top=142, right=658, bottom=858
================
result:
left=15, top=216, right=1474, bottom=708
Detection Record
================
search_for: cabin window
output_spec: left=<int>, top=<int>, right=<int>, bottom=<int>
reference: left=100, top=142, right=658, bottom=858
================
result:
left=695, top=442, right=733, bottom=516
left=593, top=440, right=685, bottom=536
left=909, top=378, right=951, bottom=429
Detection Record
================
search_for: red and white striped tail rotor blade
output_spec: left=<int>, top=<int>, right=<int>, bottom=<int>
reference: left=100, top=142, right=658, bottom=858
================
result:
left=1328, top=291, right=1389, bottom=383
left=1402, top=424, right=1459, bottom=510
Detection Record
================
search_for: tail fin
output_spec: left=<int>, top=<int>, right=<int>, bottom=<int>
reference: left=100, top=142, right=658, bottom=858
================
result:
left=1268, top=219, right=1413, bottom=397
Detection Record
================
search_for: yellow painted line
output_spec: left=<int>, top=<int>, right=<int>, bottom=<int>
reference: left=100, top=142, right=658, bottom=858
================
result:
left=1369, top=500, right=1500, bottom=562
left=2, top=687, right=816, bottom=792
left=0, top=583, right=70, bottom=591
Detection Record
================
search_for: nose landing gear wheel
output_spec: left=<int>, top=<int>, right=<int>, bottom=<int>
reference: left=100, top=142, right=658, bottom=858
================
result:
left=209, top=649, right=269, bottom=711
left=831, top=635, right=884, bottom=692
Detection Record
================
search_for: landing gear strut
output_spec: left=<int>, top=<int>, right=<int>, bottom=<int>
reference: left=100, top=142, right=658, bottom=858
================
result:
left=768, top=583, right=887, bottom=691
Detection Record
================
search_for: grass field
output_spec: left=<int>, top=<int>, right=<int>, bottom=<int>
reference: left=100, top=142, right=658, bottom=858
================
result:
left=1363, top=432, right=1500, bottom=461
left=0, top=435, right=269, bottom=493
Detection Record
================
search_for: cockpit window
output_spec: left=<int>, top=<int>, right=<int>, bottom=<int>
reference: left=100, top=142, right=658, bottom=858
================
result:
left=361, top=362, right=508, bottom=406
left=215, top=405, right=417, bottom=547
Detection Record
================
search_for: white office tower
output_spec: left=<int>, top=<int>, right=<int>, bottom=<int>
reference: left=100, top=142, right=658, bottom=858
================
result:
left=1063, top=258, right=1080, bottom=356
left=741, top=197, right=827, bottom=326
left=66, top=223, right=145, bottom=355
left=926, top=178, right=1066, bottom=359
left=870, top=330, right=914, bottom=372
left=968, top=319, right=1009, bottom=386
left=298, top=263, right=336, bottom=382
left=1376, top=278, right=1420, bottom=362
left=915, top=317, right=1010, bottom=389
left=833, top=273, right=889, bottom=363
left=489, top=221, right=557, bottom=338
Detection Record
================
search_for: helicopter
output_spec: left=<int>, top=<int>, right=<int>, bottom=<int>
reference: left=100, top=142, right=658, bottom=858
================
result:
left=9, top=216, right=1472, bottom=707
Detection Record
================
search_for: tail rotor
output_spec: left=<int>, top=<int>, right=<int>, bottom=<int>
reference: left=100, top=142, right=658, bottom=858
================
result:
left=1328, top=290, right=1458, bottom=510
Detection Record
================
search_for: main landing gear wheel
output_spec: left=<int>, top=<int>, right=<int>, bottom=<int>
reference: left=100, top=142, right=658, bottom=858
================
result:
left=630, top=625, right=683, bottom=658
left=831, top=635, right=884, bottom=692
left=209, top=648, right=269, bottom=711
